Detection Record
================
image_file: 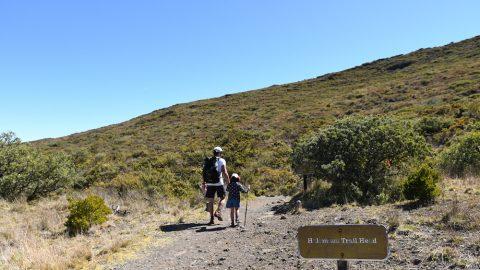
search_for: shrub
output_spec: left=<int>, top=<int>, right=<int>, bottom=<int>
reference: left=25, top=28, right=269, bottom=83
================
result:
left=260, top=140, right=293, bottom=169
left=109, top=173, right=142, bottom=197
left=415, top=117, right=455, bottom=146
left=132, top=152, right=180, bottom=171
left=141, top=168, right=192, bottom=199
left=416, top=116, right=453, bottom=136
left=65, top=195, right=112, bottom=236
left=298, top=180, right=332, bottom=209
left=466, top=101, right=480, bottom=119
left=293, top=116, right=429, bottom=204
left=0, top=132, right=77, bottom=201
left=214, top=129, right=261, bottom=170
left=252, top=167, right=299, bottom=196
left=402, top=163, right=441, bottom=203
left=440, top=132, right=480, bottom=177
left=81, top=162, right=119, bottom=188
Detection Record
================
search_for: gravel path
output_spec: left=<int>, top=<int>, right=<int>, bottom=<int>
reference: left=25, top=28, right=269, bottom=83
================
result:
left=114, top=195, right=480, bottom=270
left=115, top=196, right=311, bottom=270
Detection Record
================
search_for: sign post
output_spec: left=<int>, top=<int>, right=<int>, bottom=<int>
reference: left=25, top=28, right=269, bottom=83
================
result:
left=337, top=260, right=348, bottom=270
left=298, top=225, right=388, bottom=269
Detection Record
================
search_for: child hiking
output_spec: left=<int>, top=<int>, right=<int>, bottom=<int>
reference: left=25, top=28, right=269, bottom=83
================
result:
left=226, top=173, right=249, bottom=227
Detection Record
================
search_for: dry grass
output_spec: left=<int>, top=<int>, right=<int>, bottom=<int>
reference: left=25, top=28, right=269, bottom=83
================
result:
left=397, top=177, right=480, bottom=268
left=386, top=214, right=400, bottom=233
left=428, top=246, right=458, bottom=263
left=438, top=177, right=480, bottom=231
left=0, top=189, right=203, bottom=269
left=1, top=177, right=478, bottom=269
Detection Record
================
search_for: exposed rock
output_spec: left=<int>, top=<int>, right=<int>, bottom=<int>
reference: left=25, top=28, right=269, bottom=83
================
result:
left=412, top=258, right=422, bottom=265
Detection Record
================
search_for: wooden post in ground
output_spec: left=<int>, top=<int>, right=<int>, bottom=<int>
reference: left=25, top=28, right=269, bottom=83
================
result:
left=337, top=260, right=349, bottom=270
left=303, top=174, right=308, bottom=193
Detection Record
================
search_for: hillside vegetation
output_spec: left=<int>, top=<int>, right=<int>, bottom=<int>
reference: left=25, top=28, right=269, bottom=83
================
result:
left=2, top=36, right=480, bottom=269
left=35, top=36, right=480, bottom=198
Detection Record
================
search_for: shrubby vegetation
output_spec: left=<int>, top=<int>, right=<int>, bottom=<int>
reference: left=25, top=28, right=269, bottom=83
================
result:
left=440, top=132, right=480, bottom=177
left=62, top=128, right=298, bottom=199
left=416, top=116, right=453, bottom=136
left=22, top=36, right=480, bottom=205
left=65, top=195, right=112, bottom=236
left=402, top=163, right=441, bottom=204
left=0, top=132, right=77, bottom=201
left=415, top=116, right=454, bottom=145
left=293, top=117, right=429, bottom=205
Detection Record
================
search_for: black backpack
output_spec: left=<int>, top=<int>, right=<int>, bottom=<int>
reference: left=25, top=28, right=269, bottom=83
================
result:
left=203, top=156, right=220, bottom=184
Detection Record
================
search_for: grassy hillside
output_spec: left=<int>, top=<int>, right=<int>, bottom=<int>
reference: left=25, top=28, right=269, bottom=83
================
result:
left=35, top=36, right=480, bottom=197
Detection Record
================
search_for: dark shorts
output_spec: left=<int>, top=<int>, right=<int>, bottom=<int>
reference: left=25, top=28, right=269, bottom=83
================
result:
left=205, top=185, right=226, bottom=199
left=226, top=198, right=240, bottom=208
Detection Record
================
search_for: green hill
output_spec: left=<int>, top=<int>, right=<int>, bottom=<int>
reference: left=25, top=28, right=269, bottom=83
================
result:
left=35, top=36, right=480, bottom=198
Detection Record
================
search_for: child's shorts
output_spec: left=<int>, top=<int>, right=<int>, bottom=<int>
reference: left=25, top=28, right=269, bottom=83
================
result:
left=226, top=198, right=240, bottom=208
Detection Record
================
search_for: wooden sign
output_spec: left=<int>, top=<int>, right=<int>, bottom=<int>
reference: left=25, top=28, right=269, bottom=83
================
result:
left=298, top=225, right=388, bottom=260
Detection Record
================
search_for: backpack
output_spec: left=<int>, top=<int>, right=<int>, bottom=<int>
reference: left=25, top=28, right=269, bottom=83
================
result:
left=203, top=156, right=221, bottom=184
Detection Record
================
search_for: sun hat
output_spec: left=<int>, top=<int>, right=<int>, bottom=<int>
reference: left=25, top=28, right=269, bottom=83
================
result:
left=213, top=146, right=223, bottom=153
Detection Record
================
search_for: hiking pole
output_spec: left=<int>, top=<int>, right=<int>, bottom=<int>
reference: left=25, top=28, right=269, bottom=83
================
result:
left=244, top=182, right=250, bottom=228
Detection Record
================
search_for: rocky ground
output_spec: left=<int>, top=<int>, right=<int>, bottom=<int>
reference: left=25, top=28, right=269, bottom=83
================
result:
left=113, top=179, right=480, bottom=270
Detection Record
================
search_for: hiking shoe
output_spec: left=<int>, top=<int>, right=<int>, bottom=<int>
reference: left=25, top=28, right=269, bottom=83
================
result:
left=208, top=218, right=215, bottom=226
left=214, top=212, right=223, bottom=221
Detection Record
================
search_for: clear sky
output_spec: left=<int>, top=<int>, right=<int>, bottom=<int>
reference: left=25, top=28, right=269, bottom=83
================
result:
left=1, top=1, right=479, bottom=141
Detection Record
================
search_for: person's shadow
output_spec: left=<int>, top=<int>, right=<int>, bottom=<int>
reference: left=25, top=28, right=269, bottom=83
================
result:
left=159, top=222, right=227, bottom=233
left=195, top=226, right=227, bottom=233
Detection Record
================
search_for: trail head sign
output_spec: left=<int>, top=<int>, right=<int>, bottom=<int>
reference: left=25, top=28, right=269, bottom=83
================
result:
left=298, top=225, right=388, bottom=260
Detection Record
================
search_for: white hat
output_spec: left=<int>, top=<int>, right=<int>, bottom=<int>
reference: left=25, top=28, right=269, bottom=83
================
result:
left=231, top=173, right=240, bottom=179
left=213, top=146, right=223, bottom=153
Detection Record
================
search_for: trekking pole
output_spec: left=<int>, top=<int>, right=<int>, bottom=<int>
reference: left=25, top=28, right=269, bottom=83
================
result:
left=244, top=182, right=250, bottom=228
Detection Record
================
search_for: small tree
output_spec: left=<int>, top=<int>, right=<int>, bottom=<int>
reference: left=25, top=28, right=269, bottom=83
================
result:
left=65, top=195, right=112, bottom=236
left=0, top=132, right=76, bottom=201
left=293, top=116, right=429, bottom=204
left=403, top=163, right=441, bottom=204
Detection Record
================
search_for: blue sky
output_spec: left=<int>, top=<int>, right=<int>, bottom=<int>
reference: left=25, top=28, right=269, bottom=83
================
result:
left=1, top=1, right=479, bottom=141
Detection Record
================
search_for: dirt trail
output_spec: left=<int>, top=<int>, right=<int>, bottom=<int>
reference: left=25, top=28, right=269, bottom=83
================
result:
left=114, top=195, right=479, bottom=270
left=115, top=196, right=307, bottom=270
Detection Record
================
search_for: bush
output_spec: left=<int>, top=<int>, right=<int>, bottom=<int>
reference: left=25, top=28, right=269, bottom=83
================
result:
left=214, top=129, right=261, bottom=170
left=252, top=167, right=299, bottom=196
left=440, top=132, right=480, bottom=177
left=403, top=163, right=441, bottom=203
left=109, top=173, right=142, bottom=197
left=0, top=132, right=77, bottom=201
left=292, top=116, right=429, bottom=204
left=415, top=116, right=454, bottom=145
left=141, top=168, right=192, bottom=199
left=65, top=195, right=112, bottom=236
left=416, top=116, right=453, bottom=136
left=81, top=162, right=119, bottom=188
left=298, top=180, right=332, bottom=209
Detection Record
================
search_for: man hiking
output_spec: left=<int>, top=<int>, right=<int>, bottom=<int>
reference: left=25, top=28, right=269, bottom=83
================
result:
left=202, top=146, right=230, bottom=225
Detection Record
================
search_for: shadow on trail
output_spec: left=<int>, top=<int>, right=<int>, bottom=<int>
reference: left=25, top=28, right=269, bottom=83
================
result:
left=195, top=226, right=227, bottom=233
left=395, top=200, right=425, bottom=211
left=160, top=222, right=210, bottom=232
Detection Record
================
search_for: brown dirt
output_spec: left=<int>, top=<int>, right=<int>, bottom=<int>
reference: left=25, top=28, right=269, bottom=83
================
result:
left=113, top=186, right=480, bottom=270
